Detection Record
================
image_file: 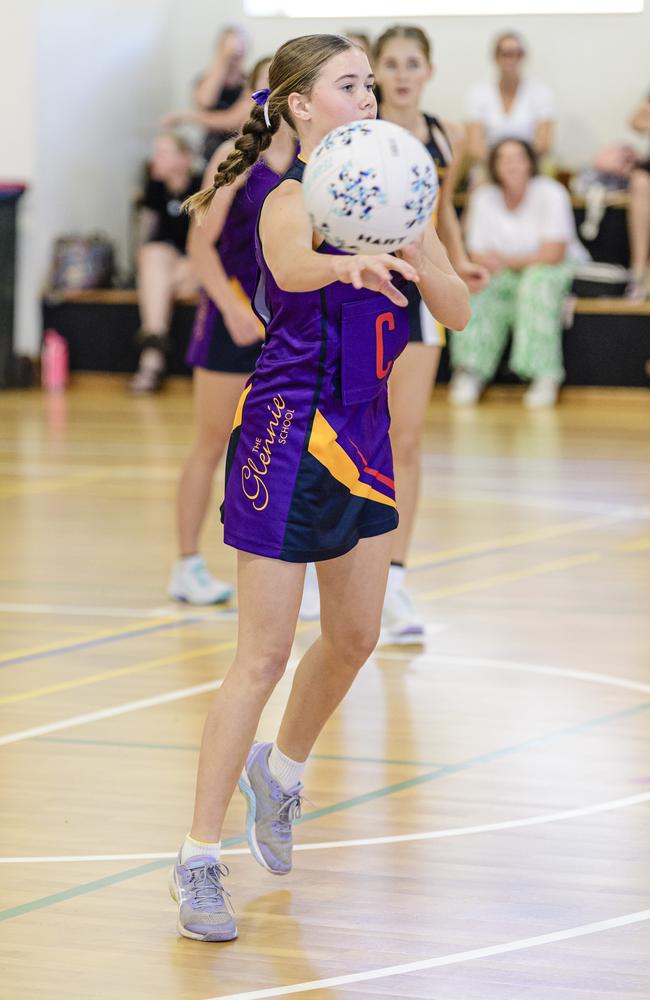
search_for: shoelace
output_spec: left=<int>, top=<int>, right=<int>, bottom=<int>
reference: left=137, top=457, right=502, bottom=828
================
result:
left=188, top=862, right=232, bottom=907
left=273, top=790, right=303, bottom=840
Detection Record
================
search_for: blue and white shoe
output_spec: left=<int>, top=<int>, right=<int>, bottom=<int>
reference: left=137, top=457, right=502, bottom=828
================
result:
left=168, top=555, right=233, bottom=606
left=238, top=742, right=303, bottom=875
left=169, top=853, right=237, bottom=941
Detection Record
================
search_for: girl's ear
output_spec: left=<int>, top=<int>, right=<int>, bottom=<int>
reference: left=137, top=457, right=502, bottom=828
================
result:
left=288, top=91, right=311, bottom=124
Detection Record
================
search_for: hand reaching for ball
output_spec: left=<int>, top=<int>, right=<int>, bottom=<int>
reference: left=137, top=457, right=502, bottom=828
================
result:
left=333, top=254, right=420, bottom=308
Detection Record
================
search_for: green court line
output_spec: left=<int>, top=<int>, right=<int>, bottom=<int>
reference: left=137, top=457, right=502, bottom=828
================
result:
left=33, top=736, right=440, bottom=769
left=2, top=697, right=649, bottom=924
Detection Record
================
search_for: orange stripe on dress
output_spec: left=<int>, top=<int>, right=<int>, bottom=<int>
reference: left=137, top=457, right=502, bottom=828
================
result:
left=363, top=467, right=395, bottom=490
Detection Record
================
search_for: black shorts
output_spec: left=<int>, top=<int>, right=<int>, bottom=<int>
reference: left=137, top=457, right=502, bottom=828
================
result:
left=186, top=289, right=263, bottom=375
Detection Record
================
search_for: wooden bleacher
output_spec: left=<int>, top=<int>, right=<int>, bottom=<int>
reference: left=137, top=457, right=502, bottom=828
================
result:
left=42, top=287, right=650, bottom=389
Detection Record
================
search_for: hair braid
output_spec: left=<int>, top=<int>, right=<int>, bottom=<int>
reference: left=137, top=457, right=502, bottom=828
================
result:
left=183, top=104, right=278, bottom=221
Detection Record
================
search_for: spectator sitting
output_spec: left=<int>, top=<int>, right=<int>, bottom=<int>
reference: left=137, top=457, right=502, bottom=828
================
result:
left=466, top=31, right=555, bottom=169
left=449, top=138, right=589, bottom=410
left=129, top=132, right=202, bottom=394
left=163, top=26, right=250, bottom=163
left=626, top=92, right=650, bottom=299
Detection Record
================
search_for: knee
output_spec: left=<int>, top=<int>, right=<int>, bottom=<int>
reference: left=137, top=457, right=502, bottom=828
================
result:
left=138, top=241, right=175, bottom=271
left=192, top=432, right=228, bottom=468
left=322, top=620, right=380, bottom=671
left=236, top=647, right=291, bottom=692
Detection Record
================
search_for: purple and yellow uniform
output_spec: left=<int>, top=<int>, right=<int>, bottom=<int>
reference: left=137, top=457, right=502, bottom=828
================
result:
left=186, top=158, right=280, bottom=374
left=220, top=157, right=410, bottom=563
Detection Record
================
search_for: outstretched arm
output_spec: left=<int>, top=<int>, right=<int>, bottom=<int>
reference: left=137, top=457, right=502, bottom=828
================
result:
left=260, top=183, right=419, bottom=307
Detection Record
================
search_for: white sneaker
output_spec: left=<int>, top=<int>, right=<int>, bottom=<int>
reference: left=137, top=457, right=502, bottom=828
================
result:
left=379, top=572, right=425, bottom=645
left=298, top=563, right=320, bottom=622
left=524, top=378, right=559, bottom=410
left=449, top=370, right=484, bottom=407
left=168, top=555, right=233, bottom=605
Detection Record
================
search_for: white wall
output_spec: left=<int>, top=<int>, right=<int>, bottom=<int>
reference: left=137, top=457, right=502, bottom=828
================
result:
left=171, top=4, right=650, bottom=167
left=3, top=0, right=173, bottom=355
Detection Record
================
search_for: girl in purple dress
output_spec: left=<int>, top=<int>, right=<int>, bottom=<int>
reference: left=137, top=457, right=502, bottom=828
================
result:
left=169, top=58, right=296, bottom=606
left=169, top=33, right=470, bottom=942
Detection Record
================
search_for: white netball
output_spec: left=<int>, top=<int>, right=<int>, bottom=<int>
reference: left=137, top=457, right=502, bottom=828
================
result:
left=302, top=118, right=439, bottom=256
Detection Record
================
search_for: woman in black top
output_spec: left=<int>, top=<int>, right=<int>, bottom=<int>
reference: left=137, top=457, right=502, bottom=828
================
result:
left=163, top=27, right=250, bottom=163
left=130, top=133, right=202, bottom=393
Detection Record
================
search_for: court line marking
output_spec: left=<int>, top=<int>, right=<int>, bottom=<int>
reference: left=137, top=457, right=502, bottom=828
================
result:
left=0, top=680, right=224, bottom=747
left=420, top=552, right=603, bottom=602
left=31, top=738, right=442, bottom=769
left=0, top=648, right=311, bottom=747
left=0, top=601, right=236, bottom=621
left=1, top=650, right=648, bottom=747
left=410, top=512, right=626, bottom=571
left=208, top=909, right=650, bottom=1000
left=3, top=789, right=648, bottom=864
left=0, top=640, right=235, bottom=707
left=1, top=693, right=648, bottom=921
left=0, top=616, right=197, bottom=670
left=377, top=651, right=650, bottom=696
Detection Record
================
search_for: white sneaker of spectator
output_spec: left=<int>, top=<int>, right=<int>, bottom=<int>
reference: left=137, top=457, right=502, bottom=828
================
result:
left=449, top=370, right=484, bottom=407
left=298, top=563, right=320, bottom=622
left=379, top=566, right=425, bottom=646
left=524, top=378, right=560, bottom=410
left=168, top=555, right=233, bottom=605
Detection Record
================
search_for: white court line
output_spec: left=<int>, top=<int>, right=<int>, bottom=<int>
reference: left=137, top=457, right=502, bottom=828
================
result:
left=0, top=680, right=223, bottom=747
left=0, top=658, right=301, bottom=748
left=209, top=909, right=650, bottom=999
left=379, top=651, right=650, bottom=697
left=2, top=789, right=648, bottom=864
left=0, top=601, right=236, bottom=621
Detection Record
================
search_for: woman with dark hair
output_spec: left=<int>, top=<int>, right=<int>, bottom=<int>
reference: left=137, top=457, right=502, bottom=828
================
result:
left=129, top=133, right=202, bottom=394
left=163, top=27, right=251, bottom=162
left=466, top=31, right=555, bottom=167
left=449, top=138, right=587, bottom=409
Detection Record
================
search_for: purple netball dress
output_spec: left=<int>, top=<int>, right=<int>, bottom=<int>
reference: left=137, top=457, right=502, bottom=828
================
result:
left=186, top=158, right=281, bottom=374
left=220, top=157, right=411, bottom=562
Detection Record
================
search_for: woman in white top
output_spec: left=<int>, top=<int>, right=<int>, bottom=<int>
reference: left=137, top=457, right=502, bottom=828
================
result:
left=449, top=138, right=587, bottom=409
left=466, top=32, right=555, bottom=165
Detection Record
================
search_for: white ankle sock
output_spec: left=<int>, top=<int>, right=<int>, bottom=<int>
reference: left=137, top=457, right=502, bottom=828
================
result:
left=268, top=744, right=306, bottom=791
left=181, top=833, right=221, bottom=864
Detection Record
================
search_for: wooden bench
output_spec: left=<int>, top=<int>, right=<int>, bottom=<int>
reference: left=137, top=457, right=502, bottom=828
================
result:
left=42, top=289, right=650, bottom=388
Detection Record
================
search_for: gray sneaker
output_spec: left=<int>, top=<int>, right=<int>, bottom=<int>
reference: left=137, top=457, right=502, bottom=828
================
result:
left=169, top=853, right=237, bottom=941
left=238, top=742, right=303, bottom=875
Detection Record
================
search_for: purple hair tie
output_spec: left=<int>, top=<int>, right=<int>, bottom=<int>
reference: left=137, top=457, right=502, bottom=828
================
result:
left=252, top=88, right=272, bottom=129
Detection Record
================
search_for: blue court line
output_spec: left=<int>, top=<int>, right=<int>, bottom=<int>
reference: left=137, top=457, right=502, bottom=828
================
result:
left=1, top=695, right=648, bottom=924
left=0, top=618, right=200, bottom=670
left=31, top=737, right=441, bottom=769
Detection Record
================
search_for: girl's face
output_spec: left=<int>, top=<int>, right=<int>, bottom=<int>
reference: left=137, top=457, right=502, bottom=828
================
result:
left=150, top=137, right=191, bottom=181
left=373, top=37, right=432, bottom=109
left=494, top=141, right=532, bottom=190
left=293, top=47, right=376, bottom=144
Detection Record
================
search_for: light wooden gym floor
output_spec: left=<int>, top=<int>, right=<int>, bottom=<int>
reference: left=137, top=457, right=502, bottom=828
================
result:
left=0, top=378, right=648, bottom=1000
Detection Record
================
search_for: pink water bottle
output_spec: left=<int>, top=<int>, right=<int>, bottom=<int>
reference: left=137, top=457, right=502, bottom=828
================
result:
left=41, top=329, right=69, bottom=391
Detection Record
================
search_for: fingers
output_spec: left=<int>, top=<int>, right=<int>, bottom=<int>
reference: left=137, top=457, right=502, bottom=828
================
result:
left=378, top=254, right=419, bottom=283
left=380, top=282, right=408, bottom=308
